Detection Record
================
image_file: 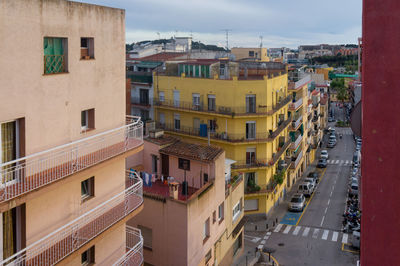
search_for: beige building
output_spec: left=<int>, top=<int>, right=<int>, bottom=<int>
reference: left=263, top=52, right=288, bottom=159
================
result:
left=231, top=47, right=270, bottom=62
left=127, top=134, right=244, bottom=266
left=0, top=0, right=144, bottom=264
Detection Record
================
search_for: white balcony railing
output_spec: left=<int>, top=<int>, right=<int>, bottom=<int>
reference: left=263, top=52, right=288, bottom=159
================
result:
left=290, top=134, right=302, bottom=150
left=291, top=116, right=302, bottom=129
left=290, top=150, right=303, bottom=169
left=289, top=98, right=303, bottom=110
left=1, top=171, right=143, bottom=266
left=113, top=226, right=144, bottom=266
left=0, top=116, right=143, bottom=202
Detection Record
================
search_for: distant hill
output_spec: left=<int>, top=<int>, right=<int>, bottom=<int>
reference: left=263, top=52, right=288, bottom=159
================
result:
left=126, top=39, right=227, bottom=52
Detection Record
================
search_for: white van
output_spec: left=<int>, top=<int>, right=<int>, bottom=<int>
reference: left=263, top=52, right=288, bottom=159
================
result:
left=353, top=151, right=361, bottom=166
left=298, top=182, right=313, bottom=197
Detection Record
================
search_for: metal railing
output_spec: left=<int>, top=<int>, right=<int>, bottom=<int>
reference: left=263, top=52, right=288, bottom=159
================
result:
left=290, top=134, right=303, bottom=150
left=44, top=55, right=66, bottom=74
left=158, top=118, right=290, bottom=143
left=0, top=117, right=143, bottom=202
left=231, top=159, right=269, bottom=169
left=290, top=150, right=303, bottom=169
left=113, top=226, right=144, bottom=266
left=289, top=98, right=303, bottom=110
left=1, top=172, right=143, bottom=265
left=291, top=116, right=303, bottom=130
left=131, top=96, right=151, bottom=107
left=154, top=95, right=292, bottom=117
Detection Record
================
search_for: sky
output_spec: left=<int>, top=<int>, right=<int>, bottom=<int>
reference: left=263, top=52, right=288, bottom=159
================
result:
left=78, top=0, right=362, bottom=49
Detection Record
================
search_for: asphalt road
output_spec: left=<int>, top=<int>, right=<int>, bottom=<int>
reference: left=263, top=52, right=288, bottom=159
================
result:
left=244, top=104, right=360, bottom=266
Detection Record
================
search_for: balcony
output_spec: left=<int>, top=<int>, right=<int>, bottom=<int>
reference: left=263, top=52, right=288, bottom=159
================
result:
left=231, top=159, right=269, bottom=170
left=289, top=98, right=303, bottom=111
left=131, top=96, right=151, bottom=109
left=291, top=115, right=303, bottom=130
left=0, top=116, right=143, bottom=203
left=269, top=140, right=291, bottom=166
left=290, top=150, right=303, bottom=169
left=113, top=226, right=144, bottom=266
left=154, top=95, right=292, bottom=117
left=158, top=118, right=290, bottom=143
left=1, top=172, right=143, bottom=265
left=225, top=174, right=243, bottom=197
left=290, top=133, right=302, bottom=150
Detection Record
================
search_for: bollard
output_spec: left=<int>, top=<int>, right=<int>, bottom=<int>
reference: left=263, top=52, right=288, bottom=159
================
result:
left=273, top=221, right=275, bottom=227
left=255, top=225, right=258, bottom=231
left=276, top=217, right=278, bottom=223
left=269, top=252, right=271, bottom=261
left=266, top=223, right=268, bottom=229
left=272, top=260, right=275, bottom=266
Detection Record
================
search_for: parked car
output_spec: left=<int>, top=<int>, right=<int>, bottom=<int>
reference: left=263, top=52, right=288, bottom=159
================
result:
left=349, top=182, right=359, bottom=196
left=327, top=140, right=336, bottom=148
left=298, top=183, right=313, bottom=197
left=317, top=158, right=327, bottom=168
left=304, top=177, right=316, bottom=191
left=307, top=172, right=320, bottom=183
left=289, top=194, right=306, bottom=212
left=329, top=135, right=337, bottom=142
left=350, top=177, right=358, bottom=185
left=328, top=117, right=336, bottom=122
left=320, top=150, right=329, bottom=159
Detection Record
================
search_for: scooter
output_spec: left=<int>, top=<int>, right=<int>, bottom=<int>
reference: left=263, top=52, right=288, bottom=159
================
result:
left=339, top=134, right=343, bottom=139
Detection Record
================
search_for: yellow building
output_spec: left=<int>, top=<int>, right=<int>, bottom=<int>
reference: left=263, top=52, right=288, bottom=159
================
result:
left=316, top=67, right=334, bottom=80
left=231, top=48, right=270, bottom=62
left=0, top=0, right=144, bottom=264
left=152, top=59, right=298, bottom=215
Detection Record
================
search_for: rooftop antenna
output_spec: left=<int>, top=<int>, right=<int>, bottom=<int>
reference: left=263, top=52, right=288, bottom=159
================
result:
left=259, top=35, right=263, bottom=60
left=221, top=29, right=232, bottom=51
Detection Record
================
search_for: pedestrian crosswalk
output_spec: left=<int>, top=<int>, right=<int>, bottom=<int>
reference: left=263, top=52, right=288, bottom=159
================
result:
left=334, top=128, right=353, bottom=135
left=326, top=159, right=352, bottom=166
left=273, top=224, right=349, bottom=244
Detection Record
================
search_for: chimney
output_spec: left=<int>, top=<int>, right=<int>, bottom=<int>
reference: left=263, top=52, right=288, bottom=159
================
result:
left=168, top=181, right=180, bottom=200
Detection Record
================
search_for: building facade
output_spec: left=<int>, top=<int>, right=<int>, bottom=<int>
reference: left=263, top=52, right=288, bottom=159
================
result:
left=0, top=0, right=144, bottom=264
left=127, top=136, right=244, bottom=265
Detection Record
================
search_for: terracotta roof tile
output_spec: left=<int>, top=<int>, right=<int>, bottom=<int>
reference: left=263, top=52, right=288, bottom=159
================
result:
left=138, top=52, right=186, bottom=61
left=145, top=135, right=179, bottom=146
left=159, top=141, right=223, bottom=162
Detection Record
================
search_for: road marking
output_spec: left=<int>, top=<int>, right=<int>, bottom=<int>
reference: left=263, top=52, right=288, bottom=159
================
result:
left=325, top=207, right=328, bottom=213
left=322, top=230, right=329, bottom=240
left=332, top=231, right=339, bottom=242
left=327, top=199, right=330, bottom=205
left=293, top=226, right=301, bottom=235
left=258, top=244, right=264, bottom=250
left=283, top=225, right=292, bottom=234
left=346, top=160, right=349, bottom=164
left=244, top=235, right=261, bottom=243
left=302, top=227, right=310, bottom=237
left=342, top=233, right=348, bottom=244
left=261, top=240, right=266, bottom=244
left=330, top=191, right=333, bottom=197
left=267, top=232, right=272, bottom=236
left=320, top=216, right=325, bottom=226
left=274, top=223, right=283, bottom=232
left=336, top=160, right=339, bottom=164
left=263, top=235, right=268, bottom=240
left=312, top=229, right=320, bottom=239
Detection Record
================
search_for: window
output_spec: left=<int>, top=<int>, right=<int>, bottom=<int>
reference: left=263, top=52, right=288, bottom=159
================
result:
left=173, top=90, right=180, bottom=107
left=213, top=211, right=216, bottom=223
left=174, top=114, right=180, bottom=130
left=81, top=109, right=95, bottom=132
left=159, top=91, right=165, bottom=102
left=203, top=173, right=209, bottom=184
left=246, top=95, right=256, bottom=113
left=249, top=51, right=255, bottom=57
left=151, top=155, right=158, bottom=173
left=80, top=37, right=94, bottom=59
left=246, top=148, right=256, bottom=165
left=208, top=119, right=217, bottom=133
left=218, top=202, right=224, bottom=222
left=193, top=118, right=200, bottom=132
left=138, top=225, right=153, bottom=250
left=81, top=177, right=94, bottom=201
left=81, top=246, right=95, bottom=265
left=44, top=37, right=68, bottom=74
left=159, top=112, right=165, bottom=126
left=246, top=121, right=256, bottom=139
left=232, top=198, right=242, bottom=223
left=178, top=158, right=190, bottom=170
left=219, top=64, right=225, bottom=76
left=233, top=232, right=243, bottom=255
left=203, top=218, right=210, bottom=241
left=139, top=89, right=149, bottom=105
left=205, top=249, right=212, bottom=263
left=192, top=93, right=200, bottom=110
left=208, top=95, right=216, bottom=111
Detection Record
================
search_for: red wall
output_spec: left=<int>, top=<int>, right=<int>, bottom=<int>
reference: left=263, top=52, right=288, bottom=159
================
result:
left=361, top=1, right=400, bottom=265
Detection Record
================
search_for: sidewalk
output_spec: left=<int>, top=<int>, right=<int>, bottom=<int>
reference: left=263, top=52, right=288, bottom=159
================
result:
left=233, top=150, right=321, bottom=266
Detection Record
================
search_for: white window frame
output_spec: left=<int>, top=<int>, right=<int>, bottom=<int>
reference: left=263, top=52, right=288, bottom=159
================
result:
left=0, top=120, right=19, bottom=187
left=192, top=93, right=200, bottom=106
left=81, top=110, right=89, bottom=131
left=159, top=91, right=165, bottom=102
left=218, top=202, right=224, bottom=221
left=232, top=198, right=242, bottom=223
left=246, top=95, right=256, bottom=113
left=208, top=94, right=216, bottom=111
left=159, top=112, right=165, bottom=125
left=203, top=218, right=210, bottom=240
left=246, top=121, right=256, bottom=140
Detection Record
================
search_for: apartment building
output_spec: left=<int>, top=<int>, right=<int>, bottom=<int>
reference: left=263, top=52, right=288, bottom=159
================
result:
left=127, top=135, right=244, bottom=265
left=231, top=48, right=269, bottom=62
left=151, top=59, right=296, bottom=215
left=0, top=0, right=144, bottom=264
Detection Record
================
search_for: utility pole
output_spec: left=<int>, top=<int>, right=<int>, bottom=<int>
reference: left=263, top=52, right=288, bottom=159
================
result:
left=259, top=35, right=263, bottom=60
left=221, top=29, right=232, bottom=51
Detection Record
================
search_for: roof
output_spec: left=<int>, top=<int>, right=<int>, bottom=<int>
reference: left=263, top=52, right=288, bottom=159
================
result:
left=135, top=61, right=163, bottom=68
left=320, top=95, right=328, bottom=105
left=178, top=59, right=219, bottom=65
left=311, top=90, right=320, bottom=96
left=159, top=141, right=223, bottom=162
left=145, top=135, right=179, bottom=146
left=138, top=52, right=187, bottom=61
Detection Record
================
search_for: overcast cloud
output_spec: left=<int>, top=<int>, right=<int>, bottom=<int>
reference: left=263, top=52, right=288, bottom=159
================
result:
left=77, top=0, right=362, bottom=48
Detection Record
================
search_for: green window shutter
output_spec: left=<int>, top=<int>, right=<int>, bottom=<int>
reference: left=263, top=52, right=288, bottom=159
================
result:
left=195, top=65, right=200, bottom=77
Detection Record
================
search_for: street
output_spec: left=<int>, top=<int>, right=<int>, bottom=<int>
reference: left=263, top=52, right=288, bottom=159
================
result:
left=241, top=104, right=360, bottom=266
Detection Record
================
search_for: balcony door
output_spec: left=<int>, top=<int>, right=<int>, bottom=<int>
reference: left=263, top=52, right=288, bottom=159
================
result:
left=1, top=204, right=26, bottom=261
left=139, top=89, right=149, bottom=105
left=173, top=90, right=180, bottom=107
left=246, top=95, right=256, bottom=113
left=246, top=148, right=256, bottom=165
left=246, top=121, right=256, bottom=140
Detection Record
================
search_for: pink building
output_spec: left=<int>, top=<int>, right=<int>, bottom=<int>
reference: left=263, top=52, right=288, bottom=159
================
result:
left=127, top=133, right=245, bottom=266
